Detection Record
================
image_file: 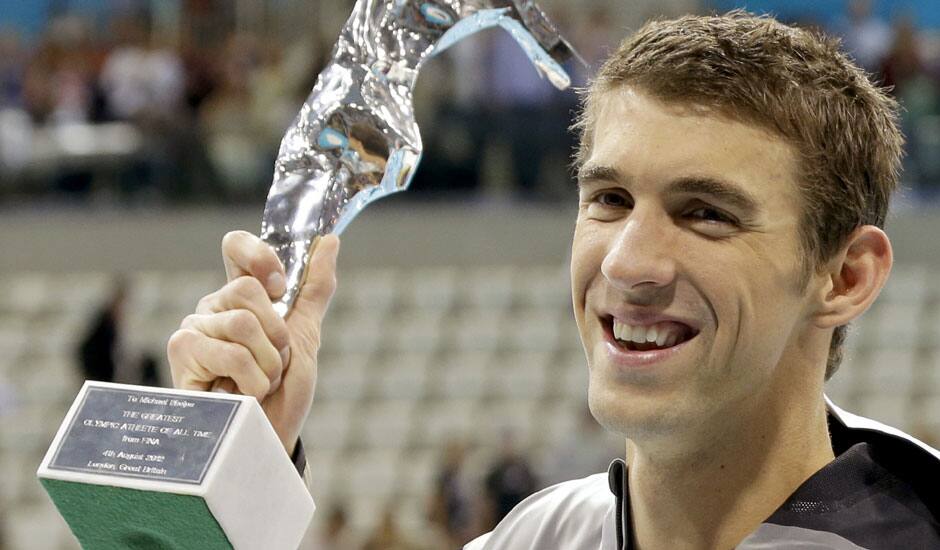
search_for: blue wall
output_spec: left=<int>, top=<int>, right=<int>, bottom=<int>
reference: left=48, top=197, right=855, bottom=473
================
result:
left=0, top=0, right=141, bottom=40
left=0, top=1, right=51, bottom=37
left=707, top=0, right=940, bottom=29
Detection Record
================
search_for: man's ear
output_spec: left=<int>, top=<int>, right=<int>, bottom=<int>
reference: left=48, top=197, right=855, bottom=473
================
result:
left=814, top=225, right=892, bottom=329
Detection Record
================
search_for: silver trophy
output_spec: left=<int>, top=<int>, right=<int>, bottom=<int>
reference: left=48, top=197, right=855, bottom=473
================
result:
left=262, top=0, right=580, bottom=317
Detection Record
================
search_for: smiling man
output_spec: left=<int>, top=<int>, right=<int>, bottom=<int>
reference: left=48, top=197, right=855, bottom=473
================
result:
left=167, top=11, right=940, bottom=550
left=466, top=12, right=940, bottom=549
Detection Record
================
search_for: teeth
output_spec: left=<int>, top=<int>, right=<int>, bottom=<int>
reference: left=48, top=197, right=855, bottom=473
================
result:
left=612, top=319, right=689, bottom=347
left=656, top=331, right=668, bottom=347
left=613, top=322, right=632, bottom=341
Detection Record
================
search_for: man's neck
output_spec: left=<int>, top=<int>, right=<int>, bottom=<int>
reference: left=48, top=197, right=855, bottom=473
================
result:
left=625, top=393, right=835, bottom=550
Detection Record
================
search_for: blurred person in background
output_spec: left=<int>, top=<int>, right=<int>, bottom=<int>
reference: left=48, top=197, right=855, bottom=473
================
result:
left=571, top=5, right=618, bottom=88
left=199, top=31, right=271, bottom=199
left=427, top=440, right=474, bottom=546
left=879, top=16, right=940, bottom=194
left=99, top=15, right=184, bottom=123
left=99, top=14, right=205, bottom=201
left=20, top=15, right=100, bottom=125
left=177, top=26, right=217, bottom=116
left=360, top=508, right=424, bottom=550
left=0, top=29, right=26, bottom=109
left=834, top=0, right=893, bottom=74
left=407, top=39, right=487, bottom=197
left=77, top=279, right=127, bottom=384
left=481, top=432, right=538, bottom=530
left=45, top=15, right=101, bottom=124
left=0, top=28, right=31, bottom=182
left=166, top=9, right=940, bottom=550
left=250, top=40, right=301, bottom=161
left=15, top=14, right=106, bottom=195
left=485, top=28, right=573, bottom=200
left=880, top=16, right=933, bottom=108
left=310, top=504, right=356, bottom=550
left=137, top=351, right=162, bottom=387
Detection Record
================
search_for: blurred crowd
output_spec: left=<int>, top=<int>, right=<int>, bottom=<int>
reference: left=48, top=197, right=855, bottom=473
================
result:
left=0, top=8, right=332, bottom=202
left=0, top=3, right=618, bottom=205
left=831, top=0, right=940, bottom=196
left=2, top=1, right=940, bottom=204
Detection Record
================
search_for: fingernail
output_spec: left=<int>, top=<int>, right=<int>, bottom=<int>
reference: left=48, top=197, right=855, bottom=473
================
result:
left=279, top=346, right=291, bottom=368
left=267, top=272, right=286, bottom=296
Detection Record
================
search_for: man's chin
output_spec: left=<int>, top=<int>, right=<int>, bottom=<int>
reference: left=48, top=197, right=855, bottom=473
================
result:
left=587, top=384, right=689, bottom=441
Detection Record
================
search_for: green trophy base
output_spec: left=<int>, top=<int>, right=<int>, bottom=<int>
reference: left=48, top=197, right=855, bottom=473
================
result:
left=37, top=382, right=314, bottom=550
left=39, top=479, right=228, bottom=549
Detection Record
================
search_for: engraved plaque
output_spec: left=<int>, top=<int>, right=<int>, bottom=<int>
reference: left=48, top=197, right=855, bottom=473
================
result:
left=39, top=382, right=314, bottom=549
left=48, top=386, right=240, bottom=484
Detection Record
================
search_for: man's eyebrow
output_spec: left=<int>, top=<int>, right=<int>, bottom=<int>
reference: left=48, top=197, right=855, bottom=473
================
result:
left=576, top=166, right=761, bottom=214
left=576, top=164, right=623, bottom=186
left=666, top=176, right=760, bottom=214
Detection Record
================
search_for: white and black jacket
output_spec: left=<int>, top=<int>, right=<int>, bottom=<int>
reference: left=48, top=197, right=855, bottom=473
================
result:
left=465, top=398, right=940, bottom=549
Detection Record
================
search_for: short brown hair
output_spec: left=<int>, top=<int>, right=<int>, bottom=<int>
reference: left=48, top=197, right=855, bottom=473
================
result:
left=573, top=11, right=904, bottom=380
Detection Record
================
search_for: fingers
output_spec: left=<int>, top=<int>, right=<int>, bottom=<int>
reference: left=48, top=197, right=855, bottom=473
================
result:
left=290, top=235, right=340, bottom=327
left=195, top=275, right=290, bottom=354
left=285, top=235, right=339, bottom=361
left=212, top=377, right=238, bottom=394
left=181, top=310, right=284, bottom=392
left=221, top=230, right=286, bottom=299
left=167, top=329, right=273, bottom=402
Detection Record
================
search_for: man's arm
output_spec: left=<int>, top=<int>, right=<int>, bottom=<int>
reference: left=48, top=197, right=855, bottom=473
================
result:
left=167, top=231, right=339, bottom=460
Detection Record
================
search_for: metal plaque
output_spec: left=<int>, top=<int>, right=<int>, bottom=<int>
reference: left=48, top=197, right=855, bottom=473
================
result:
left=48, top=386, right=240, bottom=485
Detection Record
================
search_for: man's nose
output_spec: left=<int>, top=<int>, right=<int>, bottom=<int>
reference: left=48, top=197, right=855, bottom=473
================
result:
left=600, top=208, right=678, bottom=292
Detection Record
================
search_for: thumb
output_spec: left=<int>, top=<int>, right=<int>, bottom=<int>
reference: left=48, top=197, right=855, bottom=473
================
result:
left=286, top=234, right=340, bottom=350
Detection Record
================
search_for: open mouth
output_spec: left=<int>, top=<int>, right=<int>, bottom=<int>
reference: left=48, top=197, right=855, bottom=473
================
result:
left=603, top=316, right=699, bottom=352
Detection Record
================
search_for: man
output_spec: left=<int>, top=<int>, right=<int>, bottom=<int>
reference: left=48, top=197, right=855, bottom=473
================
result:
left=167, top=11, right=940, bottom=549
left=78, top=280, right=127, bottom=383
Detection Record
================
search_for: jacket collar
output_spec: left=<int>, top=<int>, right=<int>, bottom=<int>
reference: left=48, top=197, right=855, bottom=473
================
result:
left=604, top=399, right=940, bottom=550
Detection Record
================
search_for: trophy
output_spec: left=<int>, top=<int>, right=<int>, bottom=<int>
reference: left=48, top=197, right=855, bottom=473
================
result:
left=38, top=382, right=312, bottom=549
left=260, top=0, right=580, bottom=317
left=39, top=1, right=578, bottom=548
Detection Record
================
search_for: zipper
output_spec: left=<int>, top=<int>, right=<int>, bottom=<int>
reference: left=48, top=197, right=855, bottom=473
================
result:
left=608, top=459, right=628, bottom=549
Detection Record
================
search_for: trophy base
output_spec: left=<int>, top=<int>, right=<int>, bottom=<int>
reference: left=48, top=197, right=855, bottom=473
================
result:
left=37, top=382, right=314, bottom=550
left=40, top=478, right=231, bottom=549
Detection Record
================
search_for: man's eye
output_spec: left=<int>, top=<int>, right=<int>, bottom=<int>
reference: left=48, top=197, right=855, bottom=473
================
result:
left=595, top=192, right=629, bottom=208
left=686, top=206, right=736, bottom=225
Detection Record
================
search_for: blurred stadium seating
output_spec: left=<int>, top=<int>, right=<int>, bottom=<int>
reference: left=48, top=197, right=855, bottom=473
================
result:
left=0, top=262, right=585, bottom=547
left=2, top=203, right=940, bottom=548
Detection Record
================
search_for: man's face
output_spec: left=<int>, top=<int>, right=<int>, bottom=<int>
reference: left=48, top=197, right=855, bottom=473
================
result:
left=572, top=86, right=818, bottom=441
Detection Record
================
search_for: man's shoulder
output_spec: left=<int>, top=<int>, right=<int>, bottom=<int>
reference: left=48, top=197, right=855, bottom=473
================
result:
left=465, top=472, right=615, bottom=550
left=761, top=398, right=940, bottom=549
left=828, top=397, right=940, bottom=494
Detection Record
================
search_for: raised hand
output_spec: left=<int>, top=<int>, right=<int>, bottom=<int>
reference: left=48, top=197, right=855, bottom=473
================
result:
left=167, top=230, right=339, bottom=454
